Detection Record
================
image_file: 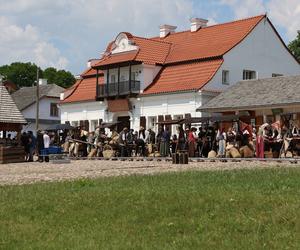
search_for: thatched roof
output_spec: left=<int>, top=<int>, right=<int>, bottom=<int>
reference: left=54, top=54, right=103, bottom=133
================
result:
left=198, top=75, right=300, bottom=113
left=0, top=85, right=26, bottom=124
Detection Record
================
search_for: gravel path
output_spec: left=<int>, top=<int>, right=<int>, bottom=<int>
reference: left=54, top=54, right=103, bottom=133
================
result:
left=0, top=160, right=299, bottom=186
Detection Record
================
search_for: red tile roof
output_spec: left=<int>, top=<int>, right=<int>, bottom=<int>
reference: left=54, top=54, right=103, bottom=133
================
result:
left=95, top=15, right=264, bottom=68
left=133, top=37, right=171, bottom=64
left=61, top=69, right=104, bottom=103
left=142, top=59, right=223, bottom=95
left=159, top=15, right=265, bottom=64
left=95, top=51, right=138, bottom=67
left=94, top=36, right=171, bottom=67
left=80, top=67, right=98, bottom=77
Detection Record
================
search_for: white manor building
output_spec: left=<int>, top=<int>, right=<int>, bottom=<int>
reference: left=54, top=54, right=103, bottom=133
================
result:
left=60, top=14, right=300, bottom=133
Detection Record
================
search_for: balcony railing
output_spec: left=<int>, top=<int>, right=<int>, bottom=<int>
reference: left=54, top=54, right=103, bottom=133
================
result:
left=98, top=81, right=140, bottom=98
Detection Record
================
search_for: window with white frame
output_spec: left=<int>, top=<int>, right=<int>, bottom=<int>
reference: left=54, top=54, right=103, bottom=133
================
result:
left=131, top=72, right=136, bottom=81
left=50, top=103, right=59, bottom=117
left=110, top=75, right=116, bottom=83
left=222, top=70, right=229, bottom=85
left=120, top=75, right=126, bottom=82
left=243, top=70, right=257, bottom=80
left=90, top=120, right=98, bottom=132
left=148, top=116, right=157, bottom=132
left=172, top=115, right=184, bottom=136
left=71, top=121, right=79, bottom=127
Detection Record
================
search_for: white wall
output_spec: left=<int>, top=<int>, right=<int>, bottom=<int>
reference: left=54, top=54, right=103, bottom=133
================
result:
left=129, top=92, right=203, bottom=132
left=141, top=64, right=162, bottom=90
left=60, top=91, right=204, bottom=133
left=60, top=101, right=106, bottom=131
left=22, top=97, right=61, bottom=120
left=205, top=18, right=300, bottom=91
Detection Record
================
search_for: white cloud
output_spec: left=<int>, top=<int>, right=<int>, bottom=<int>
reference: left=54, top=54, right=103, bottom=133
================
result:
left=0, top=16, right=68, bottom=69
left=0, top=0, right=196, bottom=73
left=219, top=0, right=265, bottom=18
left=267, top=0, right=300, bottom=39
left=219, top=0, right=300, bottom=40
left=1, top=0, right=298, bottom=74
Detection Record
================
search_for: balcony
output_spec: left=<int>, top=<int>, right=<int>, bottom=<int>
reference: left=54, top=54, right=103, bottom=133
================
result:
left=98, top=80, right=140, bottom=98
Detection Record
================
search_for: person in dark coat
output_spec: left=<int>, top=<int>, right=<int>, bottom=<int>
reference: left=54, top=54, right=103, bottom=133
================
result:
left=36, top=130, right=44, bottom=162
left=160, top=127, right=170, bottom=157
left=20, top=132, right=30, bottom=161
left=27, top=131, right=36, bottom=162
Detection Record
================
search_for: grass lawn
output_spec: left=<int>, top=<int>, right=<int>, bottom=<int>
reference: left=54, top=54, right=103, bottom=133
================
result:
left=1, top=167, right=300, bottom=250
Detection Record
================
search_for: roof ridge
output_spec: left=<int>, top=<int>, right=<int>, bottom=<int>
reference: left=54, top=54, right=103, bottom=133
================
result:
left=133, top=35, right=173, bottom=45
left=150, top=14, right=266, bottom=39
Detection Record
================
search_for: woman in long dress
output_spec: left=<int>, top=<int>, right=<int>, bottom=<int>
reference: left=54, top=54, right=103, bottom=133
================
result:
left=256, top=128, right=264, bottom=158
left=188, top=128, right=197, bottom=157
left=160, top=127, right=170, bottom=157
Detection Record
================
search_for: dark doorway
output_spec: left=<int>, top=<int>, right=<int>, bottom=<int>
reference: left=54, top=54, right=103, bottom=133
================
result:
left=117, top=116, right=130, bottom=133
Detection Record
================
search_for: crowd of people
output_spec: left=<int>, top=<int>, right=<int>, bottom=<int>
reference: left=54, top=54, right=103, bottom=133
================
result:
left=3, top=119, right=299, bottom=162
left=20, top=130, right=50, bottom=162
left=62, top=123, right=252, bottom=158
left=63, top=120, right=300, bottom=159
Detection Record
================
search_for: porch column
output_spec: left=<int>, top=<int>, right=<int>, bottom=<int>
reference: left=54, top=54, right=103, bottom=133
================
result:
left=106, top=68, right=110, bottom=96
left=117, top=66, right=120, bottom=96
left=129, top=64, right=132, bottom=93
left=96, top=69, right=99, bottom=100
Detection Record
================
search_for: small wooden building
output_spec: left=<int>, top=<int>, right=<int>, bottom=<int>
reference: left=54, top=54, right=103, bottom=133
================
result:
left=197, top=75, right=300, bottom=128
left=0, top=85, right=27, bottom=164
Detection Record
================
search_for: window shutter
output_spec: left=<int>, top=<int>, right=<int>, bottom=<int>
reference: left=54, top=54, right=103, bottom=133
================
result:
left=79, top=120, right=84, bottom=128
left=185, top=113, right=191, bottom=129
left=256, top=116, right=263, bottom=127
left=165, top=115, right=172, bottom=132
left=140, top=116, right=146, bottom=129
left=84, top=120, right=89, bottom=131
left=158, top=115, right=164, bottom=122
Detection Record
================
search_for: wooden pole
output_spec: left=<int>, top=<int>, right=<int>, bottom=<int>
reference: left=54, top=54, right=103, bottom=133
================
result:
left=35, top=68, right=39, bottom=133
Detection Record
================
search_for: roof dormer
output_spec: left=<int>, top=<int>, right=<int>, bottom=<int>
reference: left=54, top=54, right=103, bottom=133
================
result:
left=111, top=32, right=138, bottom=54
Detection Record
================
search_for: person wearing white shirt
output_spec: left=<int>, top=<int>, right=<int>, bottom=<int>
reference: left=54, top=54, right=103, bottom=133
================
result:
left=43, top=132, right=50, bottom=149
left=43, top=131, right=50, bottom=162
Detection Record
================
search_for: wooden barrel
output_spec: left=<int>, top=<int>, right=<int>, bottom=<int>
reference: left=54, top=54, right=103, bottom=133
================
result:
left=179, top=152, right=188, bottom=164
left=172, top=153, right=179, bottom=164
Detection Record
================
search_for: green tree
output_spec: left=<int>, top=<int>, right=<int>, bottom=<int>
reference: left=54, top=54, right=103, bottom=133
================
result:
left=0, top=62, right=76, bottom=88
left=0, top=62, right=42, bottom=87
left=43, top=67, right=57, bottom=84
left=288, top=31, right=300, bottom=62
left=42, top=67, right=75, bottom=88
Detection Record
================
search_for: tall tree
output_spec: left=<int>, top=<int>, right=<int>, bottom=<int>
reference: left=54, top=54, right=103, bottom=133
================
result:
left=0, top=62, right=76, bottom=88
left=43, top=67, right=58, bottom=84
left=288, top=31, right=300, bottom=62
left=0, top=62, right=42, bottom=87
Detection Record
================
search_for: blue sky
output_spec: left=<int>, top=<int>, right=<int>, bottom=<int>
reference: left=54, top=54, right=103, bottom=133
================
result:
left=0, top=0, right=299, bottom=75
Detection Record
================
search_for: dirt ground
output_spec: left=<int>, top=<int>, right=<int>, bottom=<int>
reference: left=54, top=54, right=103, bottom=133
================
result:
left=0, top=159, right=299, bottom=186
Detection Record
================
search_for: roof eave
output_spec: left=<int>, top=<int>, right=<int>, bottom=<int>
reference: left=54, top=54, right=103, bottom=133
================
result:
left=198, top=102, right=300, bottom=113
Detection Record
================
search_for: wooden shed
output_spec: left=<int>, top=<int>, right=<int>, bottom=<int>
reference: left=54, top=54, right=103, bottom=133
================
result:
left=0, top=85, right=27, bottom=164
